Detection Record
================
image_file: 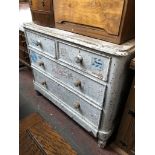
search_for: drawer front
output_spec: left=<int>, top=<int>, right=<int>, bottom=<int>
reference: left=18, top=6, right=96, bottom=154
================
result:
left=30, top=0, right=51, bottom=12
left=33, top=69, right=102, bottom=127
left=26, top=31, right=56, bottom=58
left=30, top=51, right=106, bottom=106
left=58, top=42, right=111, bottom=81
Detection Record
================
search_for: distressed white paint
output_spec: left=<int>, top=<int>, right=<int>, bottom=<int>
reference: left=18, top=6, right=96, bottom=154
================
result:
left=29, top=50, right=107, bottom=106
left=33, top=68, right=102, bottom=129
left=58, top=42, right=111, bottom=81
left=23, top=22, right=135, bottom=56
left=26, top=31, right=56, bottom=58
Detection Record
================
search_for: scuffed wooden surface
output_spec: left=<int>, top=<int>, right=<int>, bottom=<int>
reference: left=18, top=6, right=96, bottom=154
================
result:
left=54, top=0, right=124, bottom=35
left=20, top=113, right=77, bottom=155
left=23, top=22, right=135, bottom=56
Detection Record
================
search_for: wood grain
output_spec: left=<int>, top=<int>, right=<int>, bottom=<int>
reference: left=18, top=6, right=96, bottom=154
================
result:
left=29, top=0, right=55, bottom=27
left=54, top=0, right=135, bottom=44
left=31, top=11, right=54, bottom=27
left=20, top=113, right=77, bottom=155
left=54, top=0, right=124, bottom=35
left=31, top=0, right=51, bottom=12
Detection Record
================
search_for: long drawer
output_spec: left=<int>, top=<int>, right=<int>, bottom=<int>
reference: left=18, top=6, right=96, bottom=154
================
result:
left=58, top=42, right=111, bottom=81
left=26, top=31, right=56, bottom=58
left=33, top=69, right=102, bottom=129
left=30, top=50, right=106, bottom=106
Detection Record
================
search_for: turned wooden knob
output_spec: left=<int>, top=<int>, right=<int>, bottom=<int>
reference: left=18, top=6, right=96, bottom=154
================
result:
left=74, top=80, right=81, bottom=87
left=41, top=81, right=46, bottom=86
left=75, top=55, right=83, bottom=63
left=38, top=62, right=44, bottom=66
left=36, top=40, right=41, bottom=46
left=74, top=102, right=80, bottom=109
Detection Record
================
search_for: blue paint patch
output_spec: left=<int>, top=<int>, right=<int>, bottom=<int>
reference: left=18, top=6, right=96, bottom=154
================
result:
left=91, top=57, right=104, bottom=70
left=30, top=52, right=37, bottom=63
left=32, top=40, right=36, bottom=46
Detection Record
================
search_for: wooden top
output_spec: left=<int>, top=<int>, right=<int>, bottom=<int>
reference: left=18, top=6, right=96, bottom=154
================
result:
left=24, top=22, right=135, bottom=56
left=19, top=2, right=32, bottom=31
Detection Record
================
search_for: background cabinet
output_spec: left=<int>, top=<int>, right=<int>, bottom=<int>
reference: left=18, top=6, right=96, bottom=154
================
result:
left=53, top=0, right=135, bottom=44
left=19, top=30, right=30, bottom=67
left=29, top=0, right=55, bottom=27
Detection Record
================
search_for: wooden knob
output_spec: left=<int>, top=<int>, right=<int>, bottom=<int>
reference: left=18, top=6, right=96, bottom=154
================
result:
left=74, top=102, right=80, bottom=109
left=75, top=55, right=83, bottom=63
left=74, top=80, right=81, bottom=87
left=38, top=62, right=44, bottom=66
left=36, top=40, right=41, bottom=46
left=41, top=81, right=46, bottom=86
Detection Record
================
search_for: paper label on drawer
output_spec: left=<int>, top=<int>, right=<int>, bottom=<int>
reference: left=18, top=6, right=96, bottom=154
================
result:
left=30, top=52, right=37, bottom=63
left=91, top=57, right=104, bottom=71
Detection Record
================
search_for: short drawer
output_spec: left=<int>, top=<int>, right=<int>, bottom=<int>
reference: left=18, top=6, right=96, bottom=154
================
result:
left=33, top=69, right=102, bottom=128
left=58, top=42, right=111, bottom=81
left=26, top=31, right=56, bottom=58
left=30, top=51, right=106, bottom=106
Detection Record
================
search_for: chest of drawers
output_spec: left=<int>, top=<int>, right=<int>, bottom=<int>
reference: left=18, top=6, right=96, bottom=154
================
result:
left=24, top=23, right=135, bottom=147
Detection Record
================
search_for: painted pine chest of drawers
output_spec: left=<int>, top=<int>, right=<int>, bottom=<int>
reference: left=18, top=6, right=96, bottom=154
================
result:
left=24, top=22, right=135, bottom=147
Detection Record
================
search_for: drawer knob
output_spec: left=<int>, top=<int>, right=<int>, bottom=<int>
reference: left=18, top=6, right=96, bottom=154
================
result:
left=75, top=55, right=83, bottom=63
left=41, top=81, right=46, bottom=86
left=38, top=62, right=44, bottom=66
left=36, top=40, right=41, bottom=46
left=74, top=102, right=80, bottom=109
left=74, top=80, right=81, bottom=87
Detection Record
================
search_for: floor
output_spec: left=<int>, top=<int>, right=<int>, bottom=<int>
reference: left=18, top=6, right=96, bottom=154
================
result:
left=20, top=113, right=77, bottom=155
left=19, top=67, right=118, bottom=155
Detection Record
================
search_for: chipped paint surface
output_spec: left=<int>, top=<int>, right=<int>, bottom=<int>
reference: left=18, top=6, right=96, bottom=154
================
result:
left=29, top=50, right=107, bottom=106
left=23, top=22, right=135, bottom=56
left=20, top=69, right=118, bottom=155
